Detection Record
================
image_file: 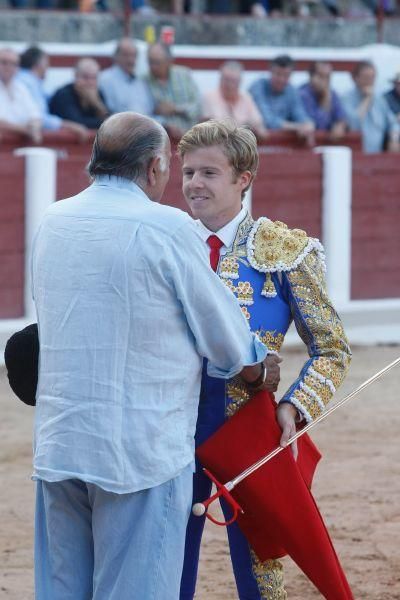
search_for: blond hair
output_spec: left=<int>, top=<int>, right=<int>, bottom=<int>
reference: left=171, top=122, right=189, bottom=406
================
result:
left=177, top=120, right=259, bottom=197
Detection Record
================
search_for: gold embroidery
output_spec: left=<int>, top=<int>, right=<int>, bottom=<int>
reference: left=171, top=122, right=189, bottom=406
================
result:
left=248, top=219, right=314, bottom=273
left=236, top=281, right=254, bottom=306
left=312, top=356, right=343, bottom=389
left=262, top=272, right=277, bottom=298
left=223, top=279, right=236, bottom=294
left=256, top=329, right=285, bottom=354
left=233, top=212, right=254, bottom=250
left=241, top=306, right=251, bottom=320
left=282, top=250, right=351, bottom=422
left=226, top=377, right=252, bottom=417
left=251, top=553, right=287, bottom=599
left=219, top=255, right=239, bottom=279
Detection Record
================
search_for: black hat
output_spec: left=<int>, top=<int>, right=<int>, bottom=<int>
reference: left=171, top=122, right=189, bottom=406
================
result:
left=4, top=323, right=39, bottom=406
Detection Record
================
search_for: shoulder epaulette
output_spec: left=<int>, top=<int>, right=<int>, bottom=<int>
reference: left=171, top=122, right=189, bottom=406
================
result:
left=246, top=217, right=325, bottom=274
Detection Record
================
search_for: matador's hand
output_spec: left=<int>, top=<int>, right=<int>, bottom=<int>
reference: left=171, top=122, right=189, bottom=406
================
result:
left=276, top=402, right=298, bottom=459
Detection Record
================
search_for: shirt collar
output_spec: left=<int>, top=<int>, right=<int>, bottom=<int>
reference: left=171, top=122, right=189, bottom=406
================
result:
left=92, top=175, right=151, bottom=203
left=195, top=206, right=248, bottom=249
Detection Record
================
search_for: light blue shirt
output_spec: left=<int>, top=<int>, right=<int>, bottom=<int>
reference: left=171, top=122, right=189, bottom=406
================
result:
left=249, top=78, right=309, bottom=130
left=99, top=65, right=155, bottom=116
left=342, top=87, right=399, bottom=153
left=31, top=176, right=266, bottom=494
left=17, top=69, right=62, bottom=131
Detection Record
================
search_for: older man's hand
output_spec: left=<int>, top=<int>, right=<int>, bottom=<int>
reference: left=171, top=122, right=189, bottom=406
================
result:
left=262, top=354, right=282, bottom=392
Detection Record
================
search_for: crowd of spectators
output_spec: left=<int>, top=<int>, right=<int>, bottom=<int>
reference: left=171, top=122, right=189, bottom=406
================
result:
left=1, top=42, right=400, bottom=153
left=7, top=0, right=398, bottom=17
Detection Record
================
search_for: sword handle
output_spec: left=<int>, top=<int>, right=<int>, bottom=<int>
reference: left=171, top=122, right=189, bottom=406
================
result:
left=191, top=468, right=243, bottom=526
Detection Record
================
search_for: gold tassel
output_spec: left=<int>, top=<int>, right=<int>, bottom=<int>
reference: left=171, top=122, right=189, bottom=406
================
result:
left=262, top=273, right=277, bottom=298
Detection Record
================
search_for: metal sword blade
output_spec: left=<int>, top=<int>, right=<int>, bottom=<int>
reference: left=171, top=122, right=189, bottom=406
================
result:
left=229, top=356, right=400, bottom=489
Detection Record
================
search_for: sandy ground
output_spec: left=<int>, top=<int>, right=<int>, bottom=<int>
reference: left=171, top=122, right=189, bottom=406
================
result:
left=1, top=345, right=399, bottom=599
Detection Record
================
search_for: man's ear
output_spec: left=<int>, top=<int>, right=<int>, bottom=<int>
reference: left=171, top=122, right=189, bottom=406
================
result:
left=239, top=170, right=252, bottom=191
left=147, top=156, right=160, bottom=187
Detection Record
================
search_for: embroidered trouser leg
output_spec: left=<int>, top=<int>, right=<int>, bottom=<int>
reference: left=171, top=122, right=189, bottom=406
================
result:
left=180, top=375, right=287, bottom=600
left=35, top=466, right=192, bottom=600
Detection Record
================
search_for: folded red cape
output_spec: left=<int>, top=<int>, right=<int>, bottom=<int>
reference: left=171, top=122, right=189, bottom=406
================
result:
left=196, top=390, right=353, bottom=599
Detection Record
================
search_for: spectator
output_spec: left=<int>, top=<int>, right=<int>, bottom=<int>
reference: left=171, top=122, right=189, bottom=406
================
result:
left=0, top=48, right=42, bottom=143
left=249, top=55, right=314, bottom=145
left=299, top=61, right=347, bottom=140
left=384, top=69, right=400, bottom=122
left=202, top=61, right=268, bottom=140
left=147, top=43, right=201, bottom=139
left=49, top=58, right=109, bottom=130
left=99, top=38, right=155, bottom=115
left=18, top=46, right=88, bottom=141
left=342, top=61, right=400, bottom=153
left=9, top=0, right=53, bottom=8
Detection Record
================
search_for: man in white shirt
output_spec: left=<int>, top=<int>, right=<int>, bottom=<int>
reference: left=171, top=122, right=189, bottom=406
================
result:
left=31, top=112, right=272, bottom=600
left=0, top=47, right=42, bottom=143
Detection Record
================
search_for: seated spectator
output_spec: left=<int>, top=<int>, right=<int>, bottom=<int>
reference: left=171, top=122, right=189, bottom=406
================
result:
left=249, top=55, right=314, bottom=145
left=342, top=61, right=400, bottom=153
left=384, top=69, right=400, bottom=122
left=49, top=58, right=109, bottom=130
left=18, top=46, right=88, bottom=141
left=99, top=38, right=155, bottom=115
left=202, top=61, right=268, bottom=140
left=300, top=61, right=347, bottom=140
left=147, top=42, right=201, bottom=138
left=0, top=48, right=42, bottom=143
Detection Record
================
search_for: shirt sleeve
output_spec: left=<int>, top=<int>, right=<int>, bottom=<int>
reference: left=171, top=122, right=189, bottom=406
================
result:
left=279, top=248, right=352, bottom=422
left=290, top=86, right=309, bottom=124
left=331, top=90, right=347, bottom=123
left=249, top=79, right=284, bottom=130
left=173, top=70, right=202, bottom=123
left=382, top=96, right=400, bottom=135
left=169, top=220, right=267, bottom=379
left=341, top=93, right=361, bottom=130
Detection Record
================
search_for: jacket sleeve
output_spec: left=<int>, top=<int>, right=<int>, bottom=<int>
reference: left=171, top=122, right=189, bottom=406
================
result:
left=280, top=248, right=352, bottom=422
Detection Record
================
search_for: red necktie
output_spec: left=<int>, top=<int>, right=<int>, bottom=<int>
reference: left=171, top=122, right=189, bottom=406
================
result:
left=207, top=235, right=224, bottom=272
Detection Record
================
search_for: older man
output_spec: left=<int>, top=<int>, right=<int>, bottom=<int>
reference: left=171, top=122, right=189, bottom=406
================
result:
left=98, top=38, right=154, bottom=115
left=31, top=112, right=271, bottom=600
left=49, top=57, right=109, bottom=129
left=342, top=61, right=400, bottom=153
left=0, top=47, right=42, bottom=143
left=202, top=61, right=268, bottom=140
left=147, top=42, right=201, bottom=138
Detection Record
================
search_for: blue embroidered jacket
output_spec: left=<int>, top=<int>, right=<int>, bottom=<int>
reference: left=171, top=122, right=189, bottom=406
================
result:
left=204, top=212, right=352, bottom=424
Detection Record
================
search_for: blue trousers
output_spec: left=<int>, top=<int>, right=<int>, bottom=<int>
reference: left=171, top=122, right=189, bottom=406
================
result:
left=35, top=465, right=192, bottom=600
left=180, top=375, right=266, bottom=599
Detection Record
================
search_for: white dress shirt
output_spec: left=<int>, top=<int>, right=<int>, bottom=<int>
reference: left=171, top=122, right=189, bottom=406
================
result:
left=195, top=207, right=247, bottom=255
left=0, top=78, right=41, bottom=125
left=31, top=177, right=266, bottom=494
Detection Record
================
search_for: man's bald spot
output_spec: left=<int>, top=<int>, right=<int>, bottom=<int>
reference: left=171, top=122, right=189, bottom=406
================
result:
left=75, top=57, right=100, bottom=76
left=97, top=112, right=166, bottom=154
left=116, top=38, right=136, bottom=55
left=148, top=43, right=172, bottom=63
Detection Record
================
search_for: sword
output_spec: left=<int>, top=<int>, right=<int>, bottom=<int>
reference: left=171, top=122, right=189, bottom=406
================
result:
left=192, top=356, right=400, bottom=524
